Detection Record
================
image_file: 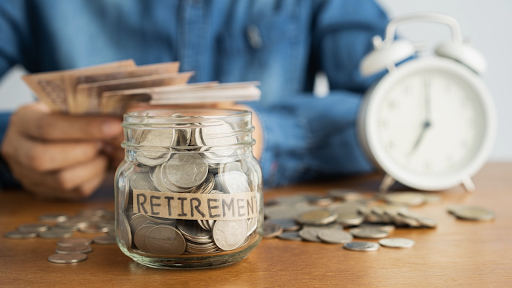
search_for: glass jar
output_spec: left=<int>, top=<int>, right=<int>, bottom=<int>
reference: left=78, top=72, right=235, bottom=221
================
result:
left=115, top=109, right=263, bottom=269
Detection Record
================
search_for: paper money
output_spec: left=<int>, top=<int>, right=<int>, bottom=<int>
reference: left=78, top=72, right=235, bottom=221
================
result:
left=22, top=60, right=261, bottom=115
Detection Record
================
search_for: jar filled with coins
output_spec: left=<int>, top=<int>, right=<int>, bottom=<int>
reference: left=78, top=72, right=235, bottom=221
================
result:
left=115, top=109, right=263, bottom=269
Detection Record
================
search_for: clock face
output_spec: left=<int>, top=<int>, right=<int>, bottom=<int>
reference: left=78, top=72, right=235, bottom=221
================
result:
left=377, top=69, right=485, bottom=176
left=362, top=58, right=496, bottom=190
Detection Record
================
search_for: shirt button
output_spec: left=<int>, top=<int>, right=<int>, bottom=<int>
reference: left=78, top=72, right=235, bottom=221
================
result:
left=247, top=25, right=262, bottom=49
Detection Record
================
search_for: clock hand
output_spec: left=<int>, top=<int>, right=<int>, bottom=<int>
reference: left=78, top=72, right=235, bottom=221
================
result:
left=408, top=121, right=430, bottom=156
left=408, top=78, right=432, bottom=156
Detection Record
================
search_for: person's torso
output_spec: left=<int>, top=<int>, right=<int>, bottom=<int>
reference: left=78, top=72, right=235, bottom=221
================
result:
left=25, top=0, right=317, bottom=104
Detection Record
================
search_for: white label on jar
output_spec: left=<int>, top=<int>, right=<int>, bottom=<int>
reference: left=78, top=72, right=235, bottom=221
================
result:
left=132, top=189, right=259, bottom=220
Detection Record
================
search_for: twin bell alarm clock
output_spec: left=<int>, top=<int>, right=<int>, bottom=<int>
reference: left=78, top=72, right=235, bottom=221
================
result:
left=357, top=13, right=497, bottom=192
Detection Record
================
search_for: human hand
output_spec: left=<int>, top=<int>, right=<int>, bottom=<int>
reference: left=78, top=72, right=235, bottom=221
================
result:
left=1, top=103, right=123, bottom=200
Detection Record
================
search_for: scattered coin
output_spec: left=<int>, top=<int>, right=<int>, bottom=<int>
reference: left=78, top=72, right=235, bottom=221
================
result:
left=318, top=229, right=353, bottom=244
left=379, top=238, right=415, bottom=248
left=296, top=209, right=338, bottom=225
left=267, top=219, right=299, bottom=231
left=448, top=205, right=495, bottom=221
left=48, top=253, right=87, bottom=264
left=18, top=223, right=50, bottom=233
left=349, top=227, right=389, bottom=239
left=327, top=189, right=364, bottom=201
left=384, top=192, right=426, bottom=206
left=4, top=231, right=38, bottom=239
left=56, top=245, right=92, bottom=254
left=298, top=227, right=325, bottom=242
left=39, top=213, right=69, bottom=222
left=344, top=241, right=380, bottom=252
left=39, top=230, right=73, bottom=239
left=277, top=231, right=302, bottom=241
left=93, top=235, right=117, bottom=244
left=263, top=221, right=283, bottom=238
left=57, top=238, right=92, bottom=247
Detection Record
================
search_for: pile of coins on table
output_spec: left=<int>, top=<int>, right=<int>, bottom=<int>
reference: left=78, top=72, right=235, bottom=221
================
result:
left=4, top=209, right=118, bottom=264
left=263, top=189, right=496, bottom=251
left=119, top=116, right=259, bottom=256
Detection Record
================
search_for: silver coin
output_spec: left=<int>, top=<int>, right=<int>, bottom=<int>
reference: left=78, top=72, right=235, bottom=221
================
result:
left=152, top=165, right=172, bottom=192
left=118, top=213, right=132, bottom=248
left=57, top=218, right=89, bottom=230
left=448, top=205, right=495, bottom=221
left=165, top=154, right=208, bottom=188
left=93, top=235, right=117, bottom=244
left=130, top=172, right=158, bottom=191
left=263, top=221, right=283, bottom=238
left=277, top=231, right=302, bottom=241
left=213, top=220, right=248, bottom=251
left=57, top=238, right=92, bottom=247
left=39, top=230, right=73, bottom=239
left=318, top=229, right=353, bottom=244
left=139, top=129, right=177, bottom=147
left=201, top=120, right=237, bottom=157
left=221, top=171, right=251, bottom=194
left=349, top=227, right=389, bottom=239
left=344, top=241, right=380, bottom=252
left=246, top=217, right=258, bottom=235
left=146, top=225, right=187, bottom=255
left=130, top=214, right=153, bottom=232
left=296, top=209, right=338, bottom=225
left=160, top=162, right=194, bottom=192
left=134, top=225, right=155, bottom=253
left=384, top=192, right=426, bottom=206
left=96, top=220, right=115, bottom=231
left=48, top=253, right=87, bottom=264
left=191, top=173, right=215, bottom=194
left=268, top=218, right=300, bottom=231
left=335, top=212, right=365, bottom=227
left=136, top=151, right=170, bottom=167
left=18, top=223, right=50, bottom=233
left=56, top=245, right=92, bottom=254
left=398, top=211, right=438, bottom=228
left=379, top=238, right=415, bottom=248
left=4, top=231, right=37, bottom=239
left=327, top=189, right=364, bottom=201
left=298, top=228, right=321, bottom=242
left=358, top=224, right=396, bottom=233
left=39, top=213, right=69, bottom=222
left=177, top=220, right=212, bottom=241
left=79, top=222, right=109, bottom=234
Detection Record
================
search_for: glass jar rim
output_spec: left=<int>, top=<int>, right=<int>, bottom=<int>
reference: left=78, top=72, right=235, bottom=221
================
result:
left=124, top=109, right=251, bottom=120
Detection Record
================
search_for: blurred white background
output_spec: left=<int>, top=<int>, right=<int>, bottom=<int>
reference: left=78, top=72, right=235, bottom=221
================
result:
left=0, top=0, right=510, bottom=160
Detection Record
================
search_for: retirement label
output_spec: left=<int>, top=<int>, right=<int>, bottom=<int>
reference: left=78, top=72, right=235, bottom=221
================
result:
left=133, top=189, right=258, bottom=220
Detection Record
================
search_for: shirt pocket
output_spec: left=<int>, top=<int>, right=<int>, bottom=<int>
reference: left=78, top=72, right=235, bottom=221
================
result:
left=215, top=12, right=301, bottom=85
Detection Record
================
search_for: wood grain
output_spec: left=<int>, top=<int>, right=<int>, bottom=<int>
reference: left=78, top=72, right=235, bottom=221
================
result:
left=1, top=163, right=511, bottom=287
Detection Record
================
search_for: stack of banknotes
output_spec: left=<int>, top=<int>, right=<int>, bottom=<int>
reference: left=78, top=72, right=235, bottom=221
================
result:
left=22, top=60, right=260, bottom=115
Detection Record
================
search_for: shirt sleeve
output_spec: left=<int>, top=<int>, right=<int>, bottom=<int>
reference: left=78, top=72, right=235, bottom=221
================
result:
left=247, top=0, right=389, bottom=187
left=0, top=0, right=30, bottom=189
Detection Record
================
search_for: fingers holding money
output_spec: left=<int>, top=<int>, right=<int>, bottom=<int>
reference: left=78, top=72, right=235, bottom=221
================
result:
left=2, top=130, right=102, bottom=172
left=13, top=103, right=122, bottom=141
left=12, top=155, right=108, bottom=200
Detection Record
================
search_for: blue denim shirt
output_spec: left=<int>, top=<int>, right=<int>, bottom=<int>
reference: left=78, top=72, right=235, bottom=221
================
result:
left=0, top=0, right=388, bottom=188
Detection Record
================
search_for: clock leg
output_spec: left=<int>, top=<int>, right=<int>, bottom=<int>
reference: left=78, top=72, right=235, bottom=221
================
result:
left=379, top=174, right=396, bottom=194
left=461, top=176, right=476, bottom=193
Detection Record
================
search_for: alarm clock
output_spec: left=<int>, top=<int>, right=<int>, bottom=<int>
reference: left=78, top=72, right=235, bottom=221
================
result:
left=357, top=13, right=497, bottom=192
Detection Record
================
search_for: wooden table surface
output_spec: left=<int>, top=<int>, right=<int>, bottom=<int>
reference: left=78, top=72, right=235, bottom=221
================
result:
left=1, top=163, right=511, bottom=287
